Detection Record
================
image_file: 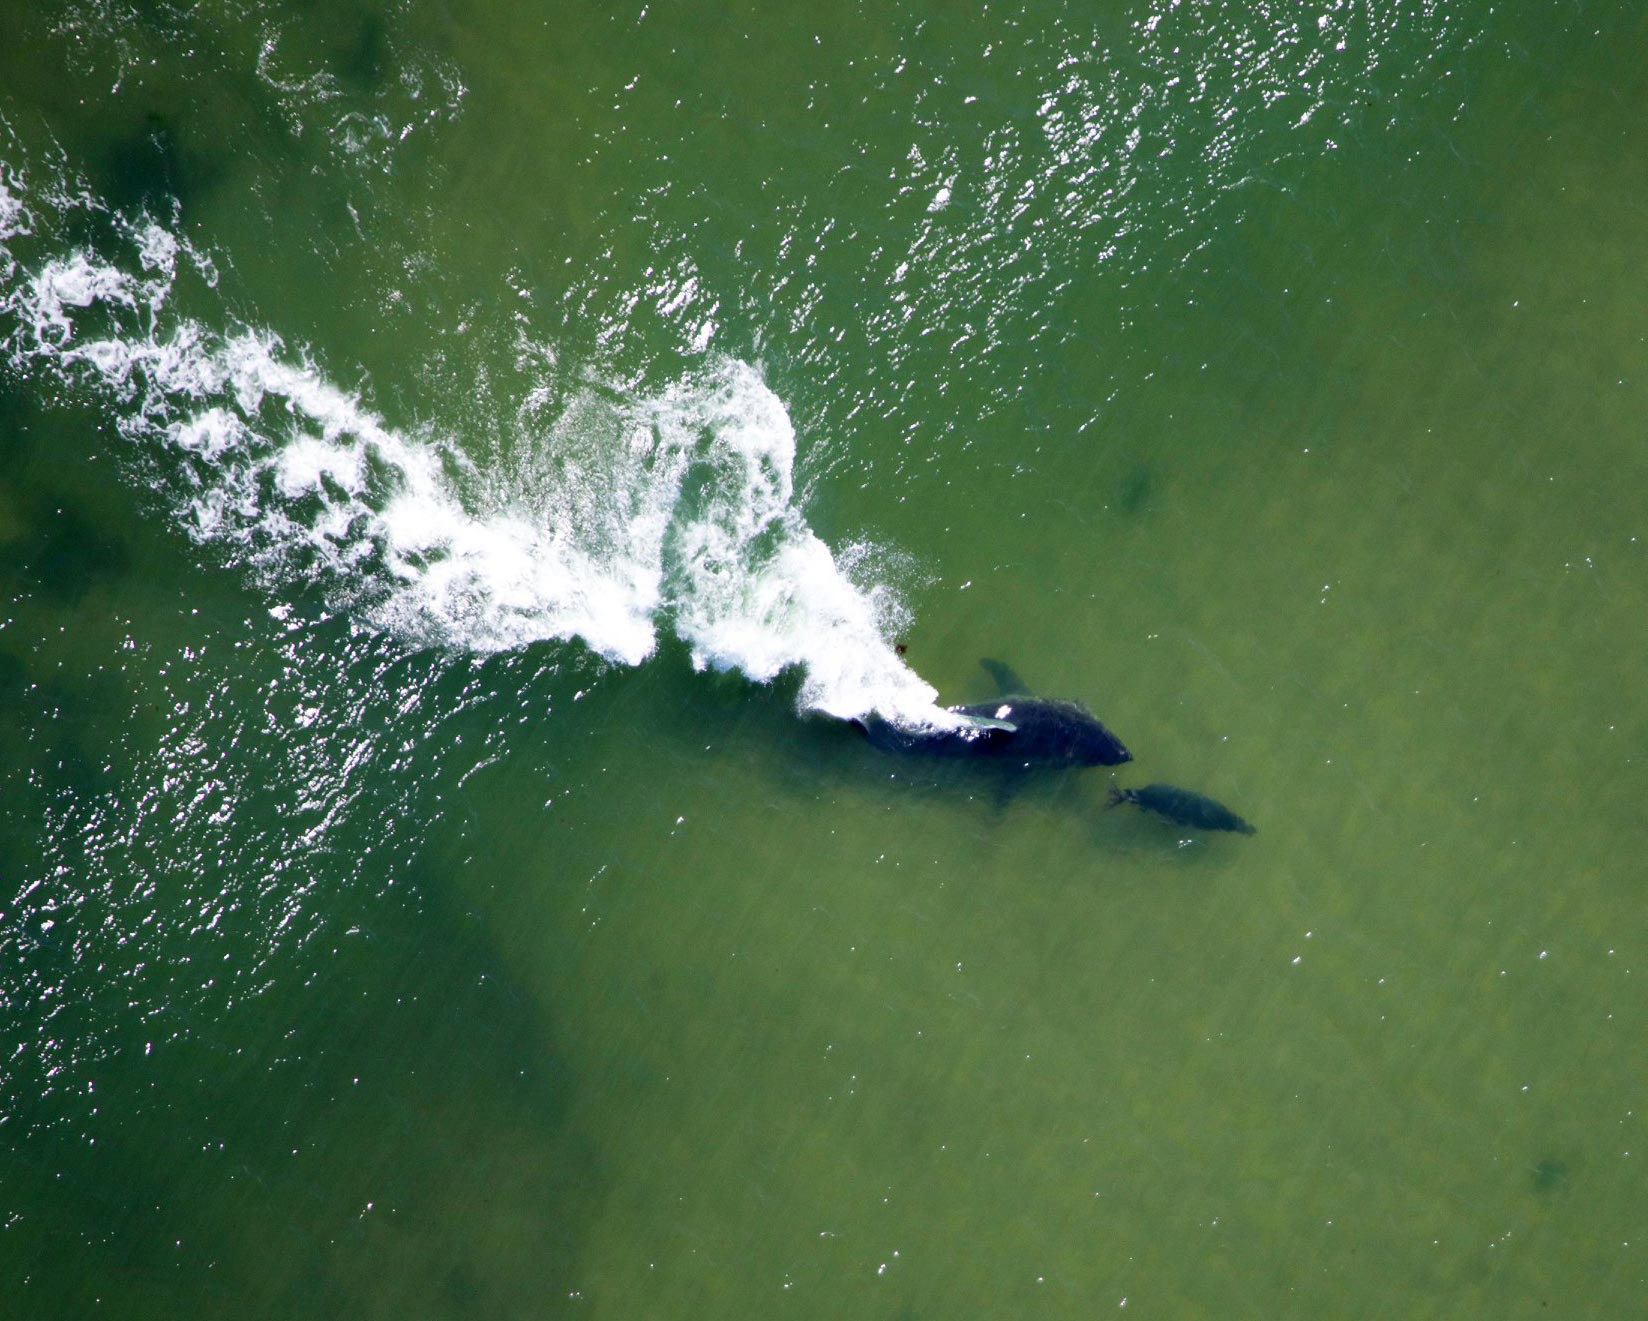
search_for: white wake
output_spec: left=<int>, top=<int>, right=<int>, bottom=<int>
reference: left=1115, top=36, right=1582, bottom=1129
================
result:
left=0, top=155, right=959, bottom=728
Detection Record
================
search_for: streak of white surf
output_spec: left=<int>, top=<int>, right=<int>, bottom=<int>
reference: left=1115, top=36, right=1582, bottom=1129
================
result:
left=0, top=161, right=957, bottom=728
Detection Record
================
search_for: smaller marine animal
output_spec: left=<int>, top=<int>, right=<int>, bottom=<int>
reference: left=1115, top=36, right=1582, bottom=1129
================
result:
left=1108, top=784, right=1255, bottom=835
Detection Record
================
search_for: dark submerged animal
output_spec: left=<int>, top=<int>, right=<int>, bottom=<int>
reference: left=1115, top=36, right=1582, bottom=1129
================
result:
left=851, top=657, right=1130, bottom=768
left=1108, top=784, right=1255, bottom=835
left=855, top=698, right=1130, bottom=769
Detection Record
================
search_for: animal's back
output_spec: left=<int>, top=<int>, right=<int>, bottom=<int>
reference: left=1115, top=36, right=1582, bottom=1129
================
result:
left=1114, top=783, right=1255, bottom=834
left=950, top=697, right=1130, bottom=766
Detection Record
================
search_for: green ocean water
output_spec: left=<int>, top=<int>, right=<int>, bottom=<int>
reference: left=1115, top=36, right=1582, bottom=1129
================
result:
left=2, top=1, right=1646, bottom=1317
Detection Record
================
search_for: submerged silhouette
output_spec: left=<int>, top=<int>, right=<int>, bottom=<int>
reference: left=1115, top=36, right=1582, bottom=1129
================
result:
left=1108, top=783, right=1255, bottom=835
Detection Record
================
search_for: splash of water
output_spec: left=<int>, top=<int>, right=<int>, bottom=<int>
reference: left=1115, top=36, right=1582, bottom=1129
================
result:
left=0, top=156, right=957, bottom=729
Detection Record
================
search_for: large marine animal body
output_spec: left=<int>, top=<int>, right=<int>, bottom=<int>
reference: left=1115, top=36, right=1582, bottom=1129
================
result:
left=853, top=660, right=1131, bottom=769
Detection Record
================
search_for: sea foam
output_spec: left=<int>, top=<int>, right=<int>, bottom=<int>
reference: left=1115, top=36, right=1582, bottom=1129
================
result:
left=0, top=155, right=958, bottom=729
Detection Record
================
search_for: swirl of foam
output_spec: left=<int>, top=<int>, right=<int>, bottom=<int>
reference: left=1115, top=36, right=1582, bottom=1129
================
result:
left=0, top=160, right=955, bottom=728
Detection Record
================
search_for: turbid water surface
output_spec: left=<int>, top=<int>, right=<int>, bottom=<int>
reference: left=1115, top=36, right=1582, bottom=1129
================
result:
left=2, top=1, right=1646, bottom=1317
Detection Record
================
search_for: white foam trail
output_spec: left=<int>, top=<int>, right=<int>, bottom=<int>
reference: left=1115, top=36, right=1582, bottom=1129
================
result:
left=644, top=366, right=949, bottom=721
left=0, top=156, right=959, bottom=728
left=0, top=165, right=27, bottom=240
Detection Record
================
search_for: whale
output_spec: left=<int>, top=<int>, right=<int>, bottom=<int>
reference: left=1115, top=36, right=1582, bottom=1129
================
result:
left=851, top=659, right=1131, bottom=769
left=1108, top=783, right=1255, bottom=834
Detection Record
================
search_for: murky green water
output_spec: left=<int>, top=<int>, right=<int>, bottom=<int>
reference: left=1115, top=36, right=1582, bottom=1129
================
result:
left=2, top=1, right=1645, bottom=1317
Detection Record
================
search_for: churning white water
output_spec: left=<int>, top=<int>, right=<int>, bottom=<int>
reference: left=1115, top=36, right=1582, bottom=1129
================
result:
left=0, top=156, right=958, bottom=728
